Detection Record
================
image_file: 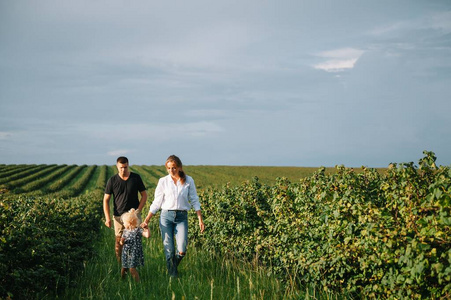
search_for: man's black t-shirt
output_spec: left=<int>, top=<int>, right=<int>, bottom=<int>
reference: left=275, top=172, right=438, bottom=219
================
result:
left=105, top=172, right=146, bottom=216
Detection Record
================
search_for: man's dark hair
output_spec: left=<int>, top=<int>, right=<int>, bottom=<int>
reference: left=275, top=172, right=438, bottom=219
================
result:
left=117, top=156, right=129, bottom=164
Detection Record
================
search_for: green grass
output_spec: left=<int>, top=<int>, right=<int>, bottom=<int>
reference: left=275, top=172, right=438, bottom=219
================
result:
left=0, top=165, right=369, bottom=299
left=42, top=165, right=354, bottom=299
left=56, top=220, right=340, bottom=300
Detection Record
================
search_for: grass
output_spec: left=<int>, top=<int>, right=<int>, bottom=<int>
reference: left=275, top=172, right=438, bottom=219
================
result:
left=55, top=221, right=343, bottom=300
left=0, top=164, right=360, bottom=299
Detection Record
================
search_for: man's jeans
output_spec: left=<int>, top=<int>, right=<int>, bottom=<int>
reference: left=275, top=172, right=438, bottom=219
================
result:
left=160, top=210, right=188, bottom=276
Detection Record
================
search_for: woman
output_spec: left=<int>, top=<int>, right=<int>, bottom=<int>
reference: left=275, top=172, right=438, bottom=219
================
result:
left=141, top=155, right=205, bottom=277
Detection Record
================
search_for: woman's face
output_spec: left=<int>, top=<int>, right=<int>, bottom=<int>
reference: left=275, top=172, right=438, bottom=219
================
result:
left=166, top=161, right=180, bottom=179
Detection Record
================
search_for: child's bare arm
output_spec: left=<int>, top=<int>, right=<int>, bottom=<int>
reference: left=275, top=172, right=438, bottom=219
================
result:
left=142, top=227, right=150, bottom=238
left=120, top=237, right=125, bottom=245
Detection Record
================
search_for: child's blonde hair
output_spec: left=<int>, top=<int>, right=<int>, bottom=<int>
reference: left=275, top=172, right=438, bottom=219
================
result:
left=121, top=208, right=139, bottom=230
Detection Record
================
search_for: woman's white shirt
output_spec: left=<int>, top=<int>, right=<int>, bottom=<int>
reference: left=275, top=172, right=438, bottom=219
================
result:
left=148, top=175, right=201, bottom=214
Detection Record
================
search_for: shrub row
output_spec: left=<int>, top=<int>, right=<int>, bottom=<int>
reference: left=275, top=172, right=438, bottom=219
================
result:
left=3, top=165, right=61, bottom=192
left=0, top=165, right=37, bottom=181
left=17, top=165, right=72, bottom=194
left=94, top=165, right=109, bottom=190
left=0, top=165, right=50, bottom=186
left=130, top=165, right=157, bottom=189
left=0, top=190, right=103, bottom=299
left=52, top=165, right=97, bottom=198
left=191, top=151, right=450, bottom=299
left=44, top=165, right=85, bottom=194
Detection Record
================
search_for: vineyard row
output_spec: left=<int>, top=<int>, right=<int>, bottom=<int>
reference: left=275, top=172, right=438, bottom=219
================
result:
left=0, top=164, right=327, bottom=198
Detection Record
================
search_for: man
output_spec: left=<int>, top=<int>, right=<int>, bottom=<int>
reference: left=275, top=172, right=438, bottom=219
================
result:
left=103, top=156, right=147, bottom=262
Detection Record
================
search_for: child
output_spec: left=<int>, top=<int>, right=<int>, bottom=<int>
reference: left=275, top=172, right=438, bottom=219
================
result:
left=120, top=208, right=150, bottom=282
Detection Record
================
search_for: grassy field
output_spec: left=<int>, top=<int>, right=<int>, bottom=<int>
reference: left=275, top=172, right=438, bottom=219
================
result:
left=1, top=164, right=348, bottom=299
left=0, top=163, right=367, bottom=197
left=56, top=222, right=332, bottom=300
left=3, top=158, right=447, bottom=299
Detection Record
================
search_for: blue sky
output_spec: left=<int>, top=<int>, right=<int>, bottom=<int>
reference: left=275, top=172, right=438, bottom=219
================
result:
left=1, top=0, right=450, bottom=167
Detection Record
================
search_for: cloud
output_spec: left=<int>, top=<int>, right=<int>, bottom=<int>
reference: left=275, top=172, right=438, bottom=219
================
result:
left=369, top=22, right=407, bottom=36
left=313, top=48, right=365, bottom=72
left=369, top=11, right=451, bottom=37
left=84, top=121, right=225, bottom=142
left=0, top=132, right=13, bottom=140
left=428, top=11, right=451, bottom=33
left=179, top=121, right=225, bottom=137
left=107, top=150, right=131, bottom=157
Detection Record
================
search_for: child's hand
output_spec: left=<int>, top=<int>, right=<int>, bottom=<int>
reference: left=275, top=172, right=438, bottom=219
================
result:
left=120, top=237, right=125, bottom=245
left=142, top=227, right=150, bottom=239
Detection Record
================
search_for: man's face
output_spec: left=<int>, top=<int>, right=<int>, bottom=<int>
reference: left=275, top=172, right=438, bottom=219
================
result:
left=117, top=162, right=129, bottom=176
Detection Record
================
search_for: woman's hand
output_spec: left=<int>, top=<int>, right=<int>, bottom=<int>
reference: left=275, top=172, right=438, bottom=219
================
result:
left=140, top=212, right=154, bottom=229
left=199, top=220, right=205, bottom=233
left=196, top=210, right=205, bottom=233
left=140, top=221, right=148, bottom=229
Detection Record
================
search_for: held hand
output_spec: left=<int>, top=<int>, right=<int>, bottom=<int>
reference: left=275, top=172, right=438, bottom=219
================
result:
left=142, top=227, right=151, bottom=238
left=105, top=219, right=111, bottom=228
left=140, top=222, right=148, bottom=229
left=141, top=213, right=153, bottom=229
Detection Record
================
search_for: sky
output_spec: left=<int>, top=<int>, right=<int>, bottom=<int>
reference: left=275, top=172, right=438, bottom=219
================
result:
left=1, top=0, right=450, bottom=167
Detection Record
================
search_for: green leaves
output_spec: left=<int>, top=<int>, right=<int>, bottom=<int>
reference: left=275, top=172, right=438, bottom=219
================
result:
left=191, top=151, right=451, bottom=299
left=0, top=191, right=103, bottom=299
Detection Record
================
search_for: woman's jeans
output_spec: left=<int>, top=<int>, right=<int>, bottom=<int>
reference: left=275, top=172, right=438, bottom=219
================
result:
left=160, top=210, right=188, bottom=276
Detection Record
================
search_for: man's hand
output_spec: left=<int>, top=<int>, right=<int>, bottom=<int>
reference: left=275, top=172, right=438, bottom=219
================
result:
left=105, top=219, right=111, bottom=228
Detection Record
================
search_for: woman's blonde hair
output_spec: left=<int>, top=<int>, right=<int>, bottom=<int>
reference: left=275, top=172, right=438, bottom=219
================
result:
left=121, top=208, right=139, bottom=230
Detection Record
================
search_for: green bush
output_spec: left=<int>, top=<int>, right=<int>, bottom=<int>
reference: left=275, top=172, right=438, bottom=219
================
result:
left=0, top=190, right=103, bottom=299
left=191, top=151, right=451, bottom=299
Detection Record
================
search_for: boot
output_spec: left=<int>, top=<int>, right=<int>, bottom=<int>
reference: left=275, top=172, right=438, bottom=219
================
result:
left=167, top=256, right=178, bottom=277
left=115, top=236, right=122, bottom=263
left=175, top=253, right=184, bottom=268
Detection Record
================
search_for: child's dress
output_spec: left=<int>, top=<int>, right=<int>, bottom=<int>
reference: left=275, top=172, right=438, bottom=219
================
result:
left=121, top=228, right=145, bottom=268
